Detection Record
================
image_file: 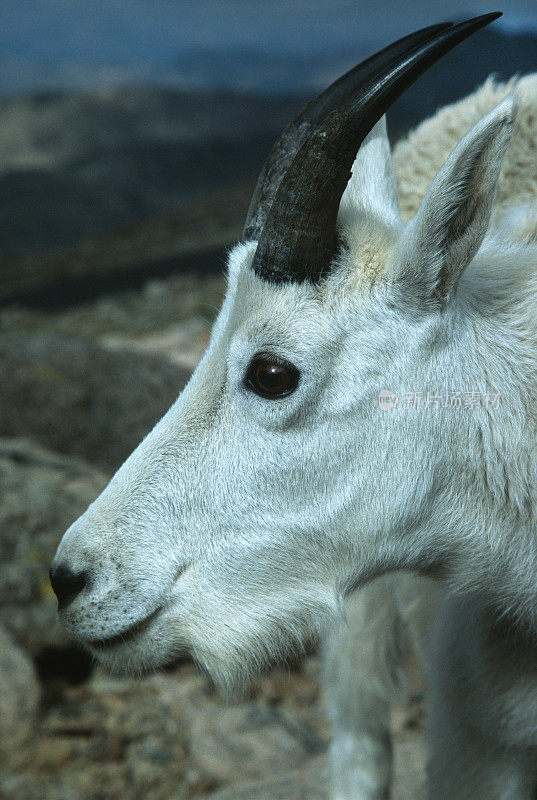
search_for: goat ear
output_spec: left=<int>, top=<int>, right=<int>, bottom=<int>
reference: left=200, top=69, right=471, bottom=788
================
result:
left=338, top=115, right=401, bottom=231
left=391, top=96, right=517, bottom=303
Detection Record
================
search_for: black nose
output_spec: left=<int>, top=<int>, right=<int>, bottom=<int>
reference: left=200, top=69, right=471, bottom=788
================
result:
left=49, top=564, right=88, bottom=609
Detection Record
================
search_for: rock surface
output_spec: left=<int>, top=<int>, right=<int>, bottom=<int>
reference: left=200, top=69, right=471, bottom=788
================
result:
left=197, top=760, right=327, bottom=800
left=0, top=437, right=107, bottom=654
left=0, top=335, right=190, bottom=471
left=0, top=625, right=40, bottom=761
left=0, top=656, right=425, bottom=800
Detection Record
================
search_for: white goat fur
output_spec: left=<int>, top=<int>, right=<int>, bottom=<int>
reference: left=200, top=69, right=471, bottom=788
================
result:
left=53, top=73, right=537, bottom=799
left=327, top=75, right=537, bottom=800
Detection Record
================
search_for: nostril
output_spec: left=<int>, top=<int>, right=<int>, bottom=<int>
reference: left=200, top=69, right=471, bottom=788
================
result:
left=49, top=564, right=88, bottom=609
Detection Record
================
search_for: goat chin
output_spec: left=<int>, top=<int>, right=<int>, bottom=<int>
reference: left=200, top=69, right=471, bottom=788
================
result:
left=84, top=582, right=340, bottom=697
left=185, top=591, right=340, bottom=699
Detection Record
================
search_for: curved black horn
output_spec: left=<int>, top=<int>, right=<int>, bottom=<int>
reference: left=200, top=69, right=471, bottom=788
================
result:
left=251, top=13, right=502, bottom=284
left=243, top=21, right=454, bottom=241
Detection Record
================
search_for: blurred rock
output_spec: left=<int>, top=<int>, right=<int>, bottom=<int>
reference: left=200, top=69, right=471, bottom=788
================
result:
left=0, top=660, right=330, bottom=800
left=189, top=701, right=324, bottom=785
left=0, top=437, right=107, bottom=654
left=0, top=334, right=190, bottom=472
left=0, top=186, right=246, bottom=305
left=0, top=625, right=40, bottom=759
left=198, top=757, right=327, bottom=800
left=0, top=86, right=303, bottom=259
left=101, top=316, right=210, bottom=371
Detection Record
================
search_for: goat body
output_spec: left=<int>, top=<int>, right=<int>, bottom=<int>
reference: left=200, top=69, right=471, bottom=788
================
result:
left=327, top=575, right=537, bottom=800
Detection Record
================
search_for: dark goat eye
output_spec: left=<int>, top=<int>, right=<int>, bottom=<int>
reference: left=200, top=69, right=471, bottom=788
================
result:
left=245, top=356, right=300, bottom=399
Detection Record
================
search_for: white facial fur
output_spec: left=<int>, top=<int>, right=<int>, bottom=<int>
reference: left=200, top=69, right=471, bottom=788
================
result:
left=53, top=93, right=537, bottom=694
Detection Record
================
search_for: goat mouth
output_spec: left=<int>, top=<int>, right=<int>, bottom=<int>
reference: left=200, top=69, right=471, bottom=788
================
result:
left=86, top=605, right=163, bottom=650
left=82, top=563, right=191, bottom=651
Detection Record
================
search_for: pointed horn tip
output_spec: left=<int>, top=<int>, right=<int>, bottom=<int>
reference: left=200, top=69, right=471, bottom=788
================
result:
left=471, top=11, right=502, bottom=25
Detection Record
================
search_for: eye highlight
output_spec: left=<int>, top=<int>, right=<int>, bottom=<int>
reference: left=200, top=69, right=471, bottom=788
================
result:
left=244, top=354, right=300, bottom=399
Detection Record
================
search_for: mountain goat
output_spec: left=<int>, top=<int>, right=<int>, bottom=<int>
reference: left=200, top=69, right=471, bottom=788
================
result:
left=51, top=12, right=537, bottom=799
